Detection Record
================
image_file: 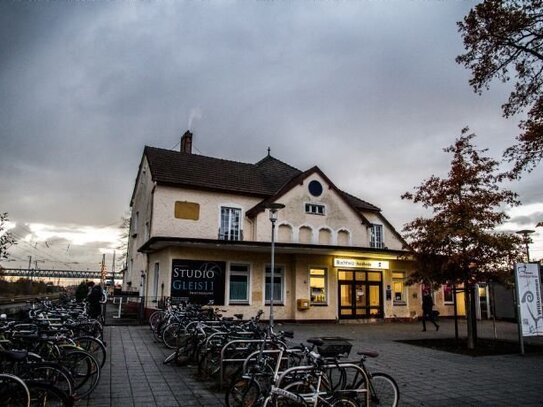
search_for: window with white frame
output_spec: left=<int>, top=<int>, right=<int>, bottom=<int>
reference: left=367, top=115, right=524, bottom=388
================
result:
left=229, top=264, right=250, bottom=304
left=370, top=224, right=384, bottom=248
left=309, top=268, right=327, bottom=304
left=219, top=207, right=242, bottom=240
left=392, top=272, right=406, bottom=304
left=305, top=203, right=325, bottom=215
left=265, top=266, right=284, bottom=304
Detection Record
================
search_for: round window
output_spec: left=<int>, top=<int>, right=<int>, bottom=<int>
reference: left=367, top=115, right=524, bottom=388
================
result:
left=308, top=180, right=323, bottom=197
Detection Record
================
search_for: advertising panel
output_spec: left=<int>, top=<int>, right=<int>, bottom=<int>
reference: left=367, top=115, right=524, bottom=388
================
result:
left=515, top=263, right=543, bottom=337
left=171, top=259, right=226, bottom=305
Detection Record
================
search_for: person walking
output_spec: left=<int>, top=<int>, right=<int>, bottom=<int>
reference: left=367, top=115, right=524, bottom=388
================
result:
left=422, top=290, right=439, bottom=331
left=87, top=281, right=104, bottom=320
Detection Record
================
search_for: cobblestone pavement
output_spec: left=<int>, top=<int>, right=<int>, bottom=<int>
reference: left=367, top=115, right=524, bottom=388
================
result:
left=84, top=319, right=543, bottom=406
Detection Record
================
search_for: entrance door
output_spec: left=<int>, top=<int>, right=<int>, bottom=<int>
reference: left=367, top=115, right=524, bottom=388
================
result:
left=338, top=270, right=383, bottom=319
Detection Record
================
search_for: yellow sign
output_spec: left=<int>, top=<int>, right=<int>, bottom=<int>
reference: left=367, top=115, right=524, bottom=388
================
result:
left=334, top=258, right=389, bottom=269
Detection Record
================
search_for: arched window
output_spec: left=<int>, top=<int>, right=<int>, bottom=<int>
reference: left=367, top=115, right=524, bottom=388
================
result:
left=278, top=224, right=293, bottom=243
left=337, top=229, right=350, bottom=246
left=299, top=226, right=313, bottom=244
left=318, top=228, right=332, bottom=245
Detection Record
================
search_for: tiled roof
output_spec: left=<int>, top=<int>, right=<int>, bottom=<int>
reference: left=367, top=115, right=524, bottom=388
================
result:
left=144, top=146, right=301, bottom=196
left=339, top=190, right=381, bottom=212
left=143, top=146, right=381, bottom=213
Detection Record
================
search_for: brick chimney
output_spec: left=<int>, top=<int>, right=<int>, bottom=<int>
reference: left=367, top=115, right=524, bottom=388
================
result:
left=180, top=130, right=192, bottom=154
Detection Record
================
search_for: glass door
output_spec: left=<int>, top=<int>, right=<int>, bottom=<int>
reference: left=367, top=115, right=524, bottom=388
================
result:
left=339, top=283, right=353, bottom=317
left=338, top=270, right=383, bottom=319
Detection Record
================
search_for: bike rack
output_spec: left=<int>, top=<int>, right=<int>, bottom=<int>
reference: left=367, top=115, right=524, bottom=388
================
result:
left=274, top=362, right=370, bottom=406
left=184, top=319, right=224, bottom=333
left=219, top=338, right=287, bottom=388
left=112, top=297, right=124, bottom=319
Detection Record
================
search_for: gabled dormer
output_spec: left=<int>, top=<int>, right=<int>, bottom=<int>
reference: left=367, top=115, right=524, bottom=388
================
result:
left=247, top=166, right=406, bottom=250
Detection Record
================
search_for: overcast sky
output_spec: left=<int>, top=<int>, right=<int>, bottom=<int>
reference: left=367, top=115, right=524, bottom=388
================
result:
left=1, top=0, right=542, bottom=273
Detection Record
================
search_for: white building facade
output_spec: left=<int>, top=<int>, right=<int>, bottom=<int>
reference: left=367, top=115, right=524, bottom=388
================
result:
left=124, top=131, right=457, bottom=321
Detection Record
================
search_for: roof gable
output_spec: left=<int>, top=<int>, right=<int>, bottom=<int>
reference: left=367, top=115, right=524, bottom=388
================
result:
left=245, top=166, right=379, bottom=222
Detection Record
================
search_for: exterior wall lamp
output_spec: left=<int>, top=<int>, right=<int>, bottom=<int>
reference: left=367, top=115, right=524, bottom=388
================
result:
left=265, top=202, right=285, bottom=328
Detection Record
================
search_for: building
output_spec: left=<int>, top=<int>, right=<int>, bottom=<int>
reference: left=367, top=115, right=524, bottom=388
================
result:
left=124, top=131, right=453, bottom=322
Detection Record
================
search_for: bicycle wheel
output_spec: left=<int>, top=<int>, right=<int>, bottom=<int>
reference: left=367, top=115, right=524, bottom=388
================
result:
left=175, top=336, right=197, bottom=366
left=32, top=341, right=62, bottom=361
left=162, top=322, right=181, bottom=349
left=75, top=321, right=103, bottom=340
left=23, top=362, right=75, bottom=399
left=199, top=348, right=221, bottom=379
left=152, top=320, right=166, bottom=343
left=365, top=373, right=399, bottom=407
left=26, top=381, right=72, bottom=407
left=225, top=377, right=261, bottom=407
left=222, top=349, right=253, bottom=383
left=331, top=396, right=359, bottom=406
left=74, top=336, right=107, bottom=369
left=148, top=310, right=164, bottom=330
left=277, top=380, right=315, bottom=406
left=0, top=373, right=31, bottom=407
left=61, top=350, right=100, bottom=399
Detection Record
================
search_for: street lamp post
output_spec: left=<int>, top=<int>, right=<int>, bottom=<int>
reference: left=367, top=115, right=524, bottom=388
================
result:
left=516, top=229, right=535, bottom=262
left=266, top=203, right=285, bottom=329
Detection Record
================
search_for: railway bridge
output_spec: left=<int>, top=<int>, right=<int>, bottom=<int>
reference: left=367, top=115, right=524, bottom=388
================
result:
left=0, top=268, right=122, bottom=280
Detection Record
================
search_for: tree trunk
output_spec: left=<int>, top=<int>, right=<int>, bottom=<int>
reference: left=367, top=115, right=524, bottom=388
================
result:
left=453, top=284, right=459, bottom=343
left=465, top=280, right=475, bottom=350
left=470, top=284, right=478, bottom=346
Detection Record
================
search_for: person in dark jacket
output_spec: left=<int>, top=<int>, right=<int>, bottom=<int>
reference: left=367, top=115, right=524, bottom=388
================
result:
left=87, top=281, right=103, bottom=320
left=422, top=290, right=439, bottom=331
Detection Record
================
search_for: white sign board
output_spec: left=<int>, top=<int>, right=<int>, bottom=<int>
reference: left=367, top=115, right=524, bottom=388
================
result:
left=333, top=258, right=389, bottom=269
left=515, top=263, right=543, bottom=337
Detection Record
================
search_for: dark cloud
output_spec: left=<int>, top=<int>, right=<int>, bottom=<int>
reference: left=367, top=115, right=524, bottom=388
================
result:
left=508, top=212, right=543, bottom=228
left=1, top=0, right=542, bottom=268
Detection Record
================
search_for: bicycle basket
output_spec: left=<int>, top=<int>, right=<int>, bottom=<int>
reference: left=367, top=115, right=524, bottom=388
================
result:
left=314, top=337, right=352, bottom=358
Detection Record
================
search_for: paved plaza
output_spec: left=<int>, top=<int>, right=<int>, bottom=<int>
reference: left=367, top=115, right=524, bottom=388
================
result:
left=83, top=319, right=543, bottom=407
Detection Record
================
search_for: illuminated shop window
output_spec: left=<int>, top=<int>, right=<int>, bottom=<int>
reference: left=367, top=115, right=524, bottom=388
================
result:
left=229, top=264, right=250, bottom=304
left=392, top=272, right=406, bottom=304
left=310, top=268, right=327, bottom=305
left=265, top=266, right=284, bottom=304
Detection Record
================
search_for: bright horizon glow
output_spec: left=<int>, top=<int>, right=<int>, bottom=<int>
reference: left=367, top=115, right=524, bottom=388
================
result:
left=0, top=221, right=15, bottom=238
left=25, top=223, right=122, bottom=247
left=506, top=203, right=543, bottom=220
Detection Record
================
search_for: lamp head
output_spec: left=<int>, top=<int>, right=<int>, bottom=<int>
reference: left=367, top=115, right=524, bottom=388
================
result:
left=265, top=203, right=285, bottom=222
left=516, top=229, right=535, bottom=239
